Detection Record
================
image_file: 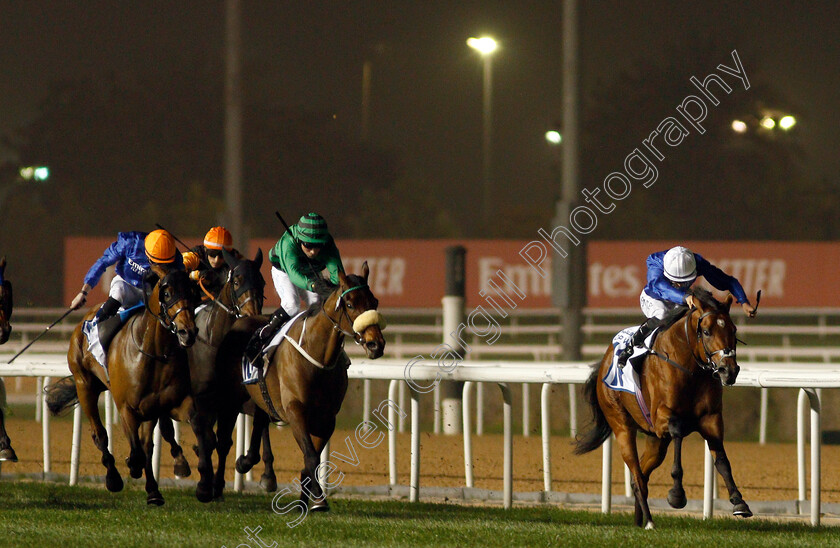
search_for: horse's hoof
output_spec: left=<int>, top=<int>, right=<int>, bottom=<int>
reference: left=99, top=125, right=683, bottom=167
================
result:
left=667, top=488, right=687, bottom=509
left=733, top=502, right=753, bottom=518
left=196, top=483, right=214, bottom=503
left=309, top=498, right=330, bottom=512
left=105, top=470, right=124, bottom=492
left=235, top=455, right=252, bottom=474
left=644, top=521, right=655, bottom=530
left=173, top=460, right=191, bottom=478
left=125, top=457, right=143, bottom=479
left=147, top=493, right=165, bottom=506
left=0, top=447, right=18, bottom=462
left=260, top=474, right=278, bottom=493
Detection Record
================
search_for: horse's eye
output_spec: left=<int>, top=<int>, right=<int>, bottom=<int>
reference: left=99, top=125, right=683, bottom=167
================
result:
left=703, top=329, right=711, bottom=337
left=346, top=302, right=355, bottom=310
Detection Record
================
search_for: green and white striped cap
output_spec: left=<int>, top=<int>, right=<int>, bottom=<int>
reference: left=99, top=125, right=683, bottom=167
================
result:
left=295, top=212, right=329, bottom=244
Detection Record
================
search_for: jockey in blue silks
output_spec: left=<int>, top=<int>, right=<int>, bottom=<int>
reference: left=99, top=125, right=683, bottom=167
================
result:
left=616, top=246, right=757, bottom=369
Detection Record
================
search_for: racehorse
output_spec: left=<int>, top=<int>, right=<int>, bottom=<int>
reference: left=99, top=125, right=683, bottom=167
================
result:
left=47, top=264, right=197, bottom=505
left=186, top=248, right=266, bottom=502
left=575, top=287, right=752, bottom=528
left=0, top=256, right=17, bottom=462
left=216, top=262, right=386, bottom=509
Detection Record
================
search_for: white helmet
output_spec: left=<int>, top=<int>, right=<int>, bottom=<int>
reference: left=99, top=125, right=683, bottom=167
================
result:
left=663, top=246, right=697, bottom=283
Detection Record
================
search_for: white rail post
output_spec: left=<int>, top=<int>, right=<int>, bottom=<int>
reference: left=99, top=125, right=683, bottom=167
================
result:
left=805, top=388, right=821, bottom=526
left=462, top=382, right=474, bottom=488
left=759, top=387, right=768, bottom=445
left=568, top=384, right=577, bottom=437
left=398, top=382, right=407, bottom=433
left=173, top=419, right=183, bottom=479
left=499, top=383, right=513, bottom=509
left=409, top=388, right=420, bottom=502
left=319, top=440, right=331, bottom=495
left=104, top=390, right=114, bottom=453
left=476, top=382, right=484, bottom=435
left=152, top=421, right=162, bottom=481
left=35, top=376, right=42, bottom=422
left=42, top=376, right=51, bottom=474
left=388, top=380, right=398, bottom=486
left=363, top=378, right=372, bottom=425
left=797, top=388, right=807, bottom=509
left=624, top=465, right=631, bottom=497
left=433, top=383, right=441, bottom=434
left=69, top=404, right=82, bottom=486
left=234, top=413, right=246, bottom=492
left=703, top=440, right=714, bottom=519
left=601, top=434, right=612, bottom=514
left=522, top=383, right=530, bottom=437
left=541, top=383, right=551, bottom=492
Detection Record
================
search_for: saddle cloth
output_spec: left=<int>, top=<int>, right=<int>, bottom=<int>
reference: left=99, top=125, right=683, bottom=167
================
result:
left=81, top=304, right=144, bottom=376
left=241, top=310, right=305, bottom=384
left=602, top=326, right=660, bottom=428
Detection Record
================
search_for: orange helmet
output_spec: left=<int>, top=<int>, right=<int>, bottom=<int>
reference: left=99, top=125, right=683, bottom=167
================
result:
left=203, top=226, right=233, bottom=251
left=145, top=229, right=177, bottom=264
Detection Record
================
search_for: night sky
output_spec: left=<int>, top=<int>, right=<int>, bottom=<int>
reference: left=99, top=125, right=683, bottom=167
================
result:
left=2, top=1, right=838, bottom=213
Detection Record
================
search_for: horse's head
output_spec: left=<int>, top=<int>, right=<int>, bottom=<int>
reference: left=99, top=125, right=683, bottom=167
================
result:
left=222, top=248, right=266, bottom=317
left=0, top=257, right=12, bottom=345
left=147, top=264, right=198, bottom=348
left=686, top=288, right=739, bottom=385
left=334, top=262, right=386, bottom=359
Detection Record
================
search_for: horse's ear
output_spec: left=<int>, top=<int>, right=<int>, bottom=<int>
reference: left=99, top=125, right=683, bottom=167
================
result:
left=253, top=248, right=263, bottom=269
left=723, top=294, right=734, bottom=312
left=362, top=260, right=370, bottom=282
left=222, top=248, right=239, bottom=268
left=149, top=263, right=167, bottom=280
left=0, top=256, right=6, bottom=269
left=338, top=269, right=349, bottom=287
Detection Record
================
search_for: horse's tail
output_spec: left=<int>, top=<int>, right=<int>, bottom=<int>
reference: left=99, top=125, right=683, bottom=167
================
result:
left=573, top=364, right=613, bottom=455
left=45, top=376, right=79, bottom=416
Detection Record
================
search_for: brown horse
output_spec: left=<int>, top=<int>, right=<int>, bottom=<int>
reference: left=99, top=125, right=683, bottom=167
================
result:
left=186, top=248, right=266, bottom=502
left=575, top=287, right=752, bottom=528
left=47, top=264, right=197, bottom=505
left=216, top=262, right=386, bottom=509
left=0, top=256, right=17, bottom=462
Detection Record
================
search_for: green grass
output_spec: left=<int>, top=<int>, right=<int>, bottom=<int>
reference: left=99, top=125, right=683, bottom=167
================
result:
left=0, top=481, right=835, bottom=548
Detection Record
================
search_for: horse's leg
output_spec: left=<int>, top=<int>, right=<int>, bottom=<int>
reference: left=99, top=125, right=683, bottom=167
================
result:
left=614, top=425, right=654, bottom=529
left=698, top=413, right=752, bottom=517
left=307, top=415, right=337, bottom=512
left=119, top=406, right=145, bottom=480
left=666, top=417, right=688, bottom=509
left=212, top=406, right=238, bottom=500
left=187, top=401, right=216, bottom=503
left=286, top=401, right=324, bottom=510
left=260, top=416, right=278, bottom=492
left=141, top=420, right=164, bottom=506
left=0, top=379, right=17, bottom=462
left=236, top=410, right=269, bottom=474
left=76, top=377, right=123, bottom=492
left=158, top=416, right=191, bottom=478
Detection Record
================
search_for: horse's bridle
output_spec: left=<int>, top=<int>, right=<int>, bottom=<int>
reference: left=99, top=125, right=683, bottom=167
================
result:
left=144, top=273, right=191, bottom=336
left=200, top=265, right=264, bottom=319
left=321, top=284, right=370, bottom=346
left=685, top=307, right=736, bottom=372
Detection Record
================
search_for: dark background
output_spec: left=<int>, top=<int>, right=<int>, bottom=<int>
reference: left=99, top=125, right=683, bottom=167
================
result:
left=1, top=1, right=838, bottom=305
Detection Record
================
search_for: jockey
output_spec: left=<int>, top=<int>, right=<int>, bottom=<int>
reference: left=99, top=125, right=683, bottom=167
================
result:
left=70, top=229, right=181, bottom=323
left=244, top=212, right=345, bottom=364
left=617, top=245, right=757, bottom=370
left=182, top=226, right=242, bottom=298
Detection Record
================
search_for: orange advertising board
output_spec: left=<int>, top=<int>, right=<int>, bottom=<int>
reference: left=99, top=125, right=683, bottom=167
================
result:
left=64, top=237, right=834, bottom=309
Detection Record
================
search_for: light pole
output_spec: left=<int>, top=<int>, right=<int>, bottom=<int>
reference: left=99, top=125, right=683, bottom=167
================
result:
left=467, top=36, right=497, bottom=229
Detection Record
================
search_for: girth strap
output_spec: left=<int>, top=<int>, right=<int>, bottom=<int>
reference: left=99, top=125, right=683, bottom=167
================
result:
left=257, top=363, right=282, bottom=423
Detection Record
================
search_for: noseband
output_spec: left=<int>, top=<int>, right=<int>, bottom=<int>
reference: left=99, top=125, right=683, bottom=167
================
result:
left=144, top=274, right=191, bottom=336
left=321, top=284, right=374, bottom=346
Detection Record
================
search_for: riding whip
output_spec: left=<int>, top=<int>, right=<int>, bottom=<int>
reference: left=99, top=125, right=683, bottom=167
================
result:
left=154, top=223, right=212, bottom=271
left=6, top=307, right=75, bottom=364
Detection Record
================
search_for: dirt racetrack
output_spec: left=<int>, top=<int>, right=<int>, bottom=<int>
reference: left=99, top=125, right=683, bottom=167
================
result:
left=2, top=410, right=838, bottom=507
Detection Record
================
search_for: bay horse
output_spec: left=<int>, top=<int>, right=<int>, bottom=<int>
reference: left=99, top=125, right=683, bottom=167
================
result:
left=186, top=248, right=267, bottom=502
left=0, top=256, right=17, bottom=462
left=216, top=262, right=386, bottom=509
left=575, top=287, right=752, bottom=528
left=47, top=263, right=197, bottom=505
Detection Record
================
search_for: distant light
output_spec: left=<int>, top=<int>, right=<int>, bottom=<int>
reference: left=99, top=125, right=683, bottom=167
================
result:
left=19, top=165, right=50, bottom=182
left=731, top=120, right=748, bottom=133
left=760, top=116, right=776, bottom=130
left=467, top=36, right=498, bottom=55
left=779, top=115, right=796, bottom=130
left=34, top=166, right=50, bottom=181
left=545, top=130, right=562, bottom=144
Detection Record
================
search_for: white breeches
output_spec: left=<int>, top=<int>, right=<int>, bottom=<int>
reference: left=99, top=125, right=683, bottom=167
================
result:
left=271, top=267, right=319, bottom=316
left=109, top=275, right=145, bottom=308
left=639, top=289, right=678, bottom=320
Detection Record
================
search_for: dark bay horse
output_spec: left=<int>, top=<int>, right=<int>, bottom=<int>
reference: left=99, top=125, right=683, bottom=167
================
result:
left=187, top=248, right=266, bottom=502
left=0, top=256, right=17, bottom=462
left=47, top=264, right=197, bottom=505
left=575, top=287, right=752, bottom=528
left=216, top=262, right=386, bottom=509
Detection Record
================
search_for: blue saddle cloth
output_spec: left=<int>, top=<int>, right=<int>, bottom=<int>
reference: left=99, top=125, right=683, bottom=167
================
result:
left=82, top=303, right=145, bottom=377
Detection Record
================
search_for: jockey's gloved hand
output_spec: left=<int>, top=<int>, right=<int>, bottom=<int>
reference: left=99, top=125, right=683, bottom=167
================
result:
left=189, top=270, right=202, bottom=282
left=310, top=276, right=337, bottom=295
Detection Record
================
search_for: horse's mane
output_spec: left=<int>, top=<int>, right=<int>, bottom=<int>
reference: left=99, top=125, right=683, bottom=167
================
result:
left=686, top=286, right=727, bottom=313
left=301, top=274, right=366, bottom=319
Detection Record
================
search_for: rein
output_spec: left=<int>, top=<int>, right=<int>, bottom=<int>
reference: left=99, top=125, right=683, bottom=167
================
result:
left=128, top=314, right=174, bottom=362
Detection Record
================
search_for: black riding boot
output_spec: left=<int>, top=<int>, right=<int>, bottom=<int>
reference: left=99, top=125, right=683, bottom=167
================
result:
left=95, top=297, right=121, bottom=322
left=617, top=317, right=660, bottom=372
left=245, top=308, right=291, bottom=366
